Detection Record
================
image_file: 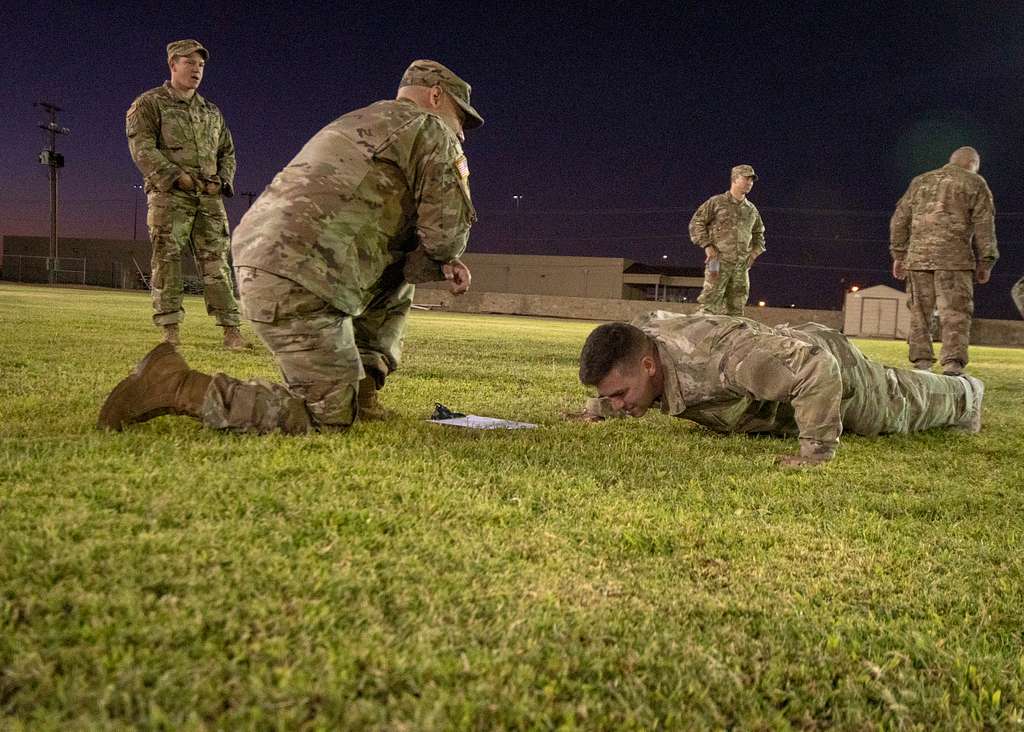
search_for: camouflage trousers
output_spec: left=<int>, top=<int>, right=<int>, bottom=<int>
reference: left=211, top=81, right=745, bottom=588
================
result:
left=194, top=266, right=413, bottom=433
left=786, top=324, right=971, bottom=443
left=906, top=270, right=974, bottom=369
left=147, top=189, right=240, bottom=327
left=1012, top=276, right=1024, bottom=319
left=697, top=259, right=750, bottom=316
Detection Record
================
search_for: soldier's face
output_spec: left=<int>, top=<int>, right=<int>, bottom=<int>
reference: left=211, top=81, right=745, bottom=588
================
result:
left=170, top=53, right=205, bottom=91
left=732, top=175, right=755, bottom=195
left=596, top=355, right=661, bottom=417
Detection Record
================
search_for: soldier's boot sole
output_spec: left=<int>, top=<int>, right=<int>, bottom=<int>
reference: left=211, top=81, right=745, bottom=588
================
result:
left=955, top=375, right=984, bottom=433
left=97, top=343, right=211, bottom=431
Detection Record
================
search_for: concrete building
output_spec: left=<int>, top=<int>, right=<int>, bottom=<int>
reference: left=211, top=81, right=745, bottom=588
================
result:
left=843, top=284, right=911, bottom=339
left=418, top=253, right=704, bottom=301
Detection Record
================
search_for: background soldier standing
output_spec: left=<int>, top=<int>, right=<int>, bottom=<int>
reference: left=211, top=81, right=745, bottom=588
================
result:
left=890, top=146, right=997, bottom=375
left=1012, top=276, right=1024, bottom=319
left=100, top=60, right=481, bottom=435
left=575, top=311, right=984, bottom=467
left=126, top=39, right=249, bottom=351
left=688, top=164, right=765, bottom=316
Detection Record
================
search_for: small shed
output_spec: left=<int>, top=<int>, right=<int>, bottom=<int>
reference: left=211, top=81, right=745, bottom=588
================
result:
left=843, top=284, right=910, bottom=339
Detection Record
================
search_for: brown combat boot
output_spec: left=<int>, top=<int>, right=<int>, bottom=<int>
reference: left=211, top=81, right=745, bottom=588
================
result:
left=222, top=326, right=252, bottom=352
left=97, top=343, right=212, bottom=431
left=162, top=323, right=181, bottom=346
left=357, top=375, right=392, bottom=421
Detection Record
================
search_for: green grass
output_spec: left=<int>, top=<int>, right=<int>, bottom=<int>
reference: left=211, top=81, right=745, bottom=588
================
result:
left=2, top=282, right=1024, bottom=729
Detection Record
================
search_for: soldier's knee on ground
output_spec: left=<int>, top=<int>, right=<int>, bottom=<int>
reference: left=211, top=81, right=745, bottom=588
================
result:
left=302, top=381, right=358, bottom=429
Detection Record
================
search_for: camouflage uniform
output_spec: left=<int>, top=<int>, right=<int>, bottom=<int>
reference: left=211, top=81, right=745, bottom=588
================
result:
left=127, top=80, right=240, bottom=327
left=586, top=311, right=976, bottom=460
left=890, top=163, right=998, bottom=370
left=193, top=87, right=478, bottom=431
left=689, top=192, right=765, bottom=316
left=1012, top=276, right=1024, bottom=319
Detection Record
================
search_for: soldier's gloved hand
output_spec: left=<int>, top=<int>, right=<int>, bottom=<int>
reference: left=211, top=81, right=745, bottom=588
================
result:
left=975, top=266, right=992, bottom=285
left=892, top=259, right=906, bottom=281
left=176, top=172, right=195, bottom=191
left=443, top=259, right=472, bottom=295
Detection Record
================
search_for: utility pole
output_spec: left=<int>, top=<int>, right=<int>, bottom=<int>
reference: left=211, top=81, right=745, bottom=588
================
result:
left=132, top=184, right=144, bottom=240
left=35, top=102, right=69, bottom=284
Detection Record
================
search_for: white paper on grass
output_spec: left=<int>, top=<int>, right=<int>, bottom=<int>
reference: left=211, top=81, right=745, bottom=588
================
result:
left=429, top=414, right=538, bottom=430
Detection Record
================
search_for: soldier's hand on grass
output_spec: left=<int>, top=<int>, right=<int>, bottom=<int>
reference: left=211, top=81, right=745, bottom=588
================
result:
left=443, top=260, right=472, bottom=295
left=775, top=453, right=830, bottom=468
left=176, top=172, right=195, bottom=191
left=976, top=266, right=992, bottom=285
left=562, top=409, right=603, bottom=423
left=892, top=259, right=906, bottom=281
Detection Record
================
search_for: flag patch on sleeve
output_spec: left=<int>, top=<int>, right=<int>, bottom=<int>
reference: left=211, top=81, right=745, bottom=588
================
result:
left=455, top=155, right=470, bottom=180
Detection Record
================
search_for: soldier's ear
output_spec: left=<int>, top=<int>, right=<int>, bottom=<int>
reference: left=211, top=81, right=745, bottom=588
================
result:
left=640, top=353, right=657, bottom=376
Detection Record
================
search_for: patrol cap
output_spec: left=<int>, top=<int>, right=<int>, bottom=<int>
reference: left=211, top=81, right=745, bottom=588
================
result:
left=731, top=164, right=758, bottom=180
left=400, top=59, right=484, bottom=130
left=167, top=39, right=209, bottom=63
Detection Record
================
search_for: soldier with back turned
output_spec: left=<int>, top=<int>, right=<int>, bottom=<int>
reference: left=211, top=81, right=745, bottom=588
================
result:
left=890, top=146, right=998, bottom=375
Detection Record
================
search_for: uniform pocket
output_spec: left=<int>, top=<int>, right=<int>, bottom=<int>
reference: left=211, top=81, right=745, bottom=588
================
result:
left=240, top=296, right=277, bottom=324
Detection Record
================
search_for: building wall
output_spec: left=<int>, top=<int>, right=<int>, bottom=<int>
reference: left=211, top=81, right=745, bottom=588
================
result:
left=418, top=253, right=626, bottom=299
left=414, top=289, right=1024, bottom=345
left=414, top=289, right=845, bottom=330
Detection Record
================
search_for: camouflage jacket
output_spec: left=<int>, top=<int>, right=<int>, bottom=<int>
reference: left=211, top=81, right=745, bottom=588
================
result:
left=126, top=82, right=236, bottom=196
left=585, top=312, right=860, bottom=456
left=890, top=163, right=997, bottom=270
left=688, top=193, right=766, bottom=263
left=232, top=98, right=476, bottom=316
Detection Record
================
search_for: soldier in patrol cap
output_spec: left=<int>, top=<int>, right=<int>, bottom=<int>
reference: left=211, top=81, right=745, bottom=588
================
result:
left=890, top=146, right=998, bottom=375
left=126, top=39, right=250, bottom=351
left=688, top=164, right=766, bottom=316
left=99, top=60, right=482, bottom=435
left=573, top=311, right=985, bottom=467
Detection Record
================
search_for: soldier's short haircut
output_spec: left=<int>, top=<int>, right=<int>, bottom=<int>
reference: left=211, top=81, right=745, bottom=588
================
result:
left=579, top=322, right=652, bottom=385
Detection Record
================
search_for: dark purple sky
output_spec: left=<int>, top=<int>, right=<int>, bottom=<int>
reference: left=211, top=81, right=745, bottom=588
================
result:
left=3, top=1, right=1022, bottom=315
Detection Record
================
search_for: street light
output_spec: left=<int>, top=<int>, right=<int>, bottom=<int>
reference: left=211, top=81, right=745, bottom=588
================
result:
left=511, top=194, right=523, bottom=246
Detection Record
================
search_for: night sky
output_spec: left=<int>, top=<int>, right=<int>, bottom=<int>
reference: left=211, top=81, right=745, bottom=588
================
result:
left=3, top=1, right=1022, bottom=316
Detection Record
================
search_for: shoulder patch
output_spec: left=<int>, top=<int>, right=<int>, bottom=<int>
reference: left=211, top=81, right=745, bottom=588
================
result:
left=455, top=155, right=470, bottom=180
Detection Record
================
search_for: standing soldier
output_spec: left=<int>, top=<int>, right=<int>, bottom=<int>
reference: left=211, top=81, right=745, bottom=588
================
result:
left=100, top=60, right=482, bottom=434
left=688, top=164, right=765, bottom=316
left=890, top=146, right=997, bottom=375
left=126, top=39, right=250, bottom=351
left=1012, top=276, right=1024, bottom=319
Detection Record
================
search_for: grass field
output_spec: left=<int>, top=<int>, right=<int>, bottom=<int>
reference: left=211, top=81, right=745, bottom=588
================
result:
left=2, top=282, right=1024, bottom=729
